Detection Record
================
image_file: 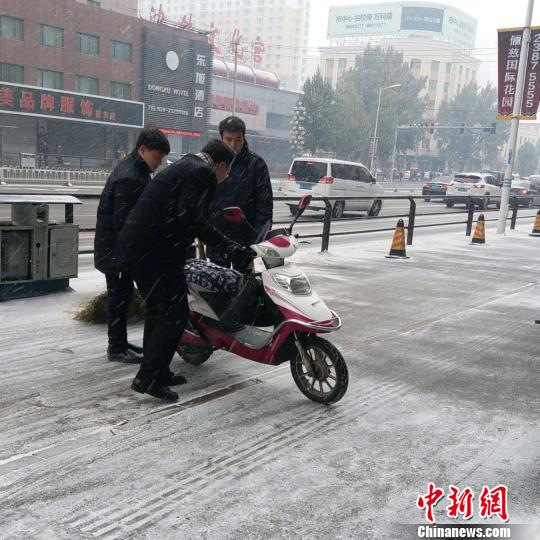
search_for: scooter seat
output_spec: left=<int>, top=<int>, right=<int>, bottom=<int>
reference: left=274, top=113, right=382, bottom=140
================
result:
left=184, top=258, right=242, bottom=293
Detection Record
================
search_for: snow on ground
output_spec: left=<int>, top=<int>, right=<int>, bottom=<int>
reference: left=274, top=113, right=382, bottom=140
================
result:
left=0, top=220, right=539, bottom=539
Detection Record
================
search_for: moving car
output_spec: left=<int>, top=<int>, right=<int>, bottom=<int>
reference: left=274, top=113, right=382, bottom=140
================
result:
left=422, top=175, right=452, bottom=201
left=445, top=172, right=502, bottom=209
left=285, top=157, right=384, bottom=218
left=511, top=178, right=540, bottom=207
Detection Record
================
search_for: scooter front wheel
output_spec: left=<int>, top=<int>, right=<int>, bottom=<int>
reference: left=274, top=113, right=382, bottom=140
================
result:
left=290, top=335, right=348, bottom=404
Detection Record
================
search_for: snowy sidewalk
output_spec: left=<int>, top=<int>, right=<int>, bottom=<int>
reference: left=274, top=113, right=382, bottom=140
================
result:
left=0, top=221, right=539, bottom=539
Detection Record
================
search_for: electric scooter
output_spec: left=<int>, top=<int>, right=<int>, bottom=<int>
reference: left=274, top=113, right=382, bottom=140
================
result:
left=177, top=195, right=348, bottom=404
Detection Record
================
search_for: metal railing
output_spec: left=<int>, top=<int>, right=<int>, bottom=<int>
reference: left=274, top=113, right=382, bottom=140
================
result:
left=0, top=151, right=116, bottom=170
left=2, top=191, right=534, bottom=255
left=272, top=194, right=536, bottom=252
left=0, top=166, right=109, bottom=186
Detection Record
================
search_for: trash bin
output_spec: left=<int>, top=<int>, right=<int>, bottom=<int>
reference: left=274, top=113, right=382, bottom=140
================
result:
left=0, top=194, right=82, bottom=301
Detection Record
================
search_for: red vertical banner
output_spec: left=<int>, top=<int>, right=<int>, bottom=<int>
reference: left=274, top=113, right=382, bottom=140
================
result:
left=497, top=28, right=523, bottom=120
left=521, top=28, right=540, bottom=119
left=498, top=26, right=540, bottom=120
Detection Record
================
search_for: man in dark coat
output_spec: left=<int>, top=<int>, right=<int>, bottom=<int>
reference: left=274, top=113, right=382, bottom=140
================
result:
left=94, top=128, right=170, bottom=363
left=115, top=139, right=246, bottom=402
left=207, top=116, right=273, bottom=270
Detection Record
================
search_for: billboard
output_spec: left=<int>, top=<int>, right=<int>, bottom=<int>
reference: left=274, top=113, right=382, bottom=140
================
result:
left=142, top=27, right=212, bottom=136
left=327, top=2, right=477, bottom=49
left=328, top=4, right=401, bottom=38
left=0, top=83, right=144, bottom=127
left=401, top=6, right=443, bottom=33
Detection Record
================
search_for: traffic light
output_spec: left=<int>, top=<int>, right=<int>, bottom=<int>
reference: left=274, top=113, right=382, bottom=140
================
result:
left=460, top=123, right=465, bottom=134
left=491, top=122, right=496, bottom=135
left=429, top=123, right=434, bottom=134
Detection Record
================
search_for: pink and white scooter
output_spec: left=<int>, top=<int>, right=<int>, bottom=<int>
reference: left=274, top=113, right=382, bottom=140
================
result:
left=178, top=195, right=348, bottom=404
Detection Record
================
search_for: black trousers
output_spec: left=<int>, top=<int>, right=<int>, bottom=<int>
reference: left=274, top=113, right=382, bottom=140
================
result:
left=132, top=270, right=189, bottom=385
left=105, top=272, right=134, bottom=353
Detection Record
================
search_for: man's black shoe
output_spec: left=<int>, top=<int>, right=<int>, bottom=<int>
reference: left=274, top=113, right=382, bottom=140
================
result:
left=131, top=378, right=179, bottom=401
left=165, top=373, right=188, bottom=386
left=127, top=342, right=143, bottom=354
left=108, top=348, right=143, bottom=364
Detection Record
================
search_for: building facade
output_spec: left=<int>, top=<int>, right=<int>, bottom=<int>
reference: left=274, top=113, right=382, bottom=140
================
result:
left=138, top=0, right=311, bottom=90
left=0, top=0, right=211, bottom=166
left=320, top=2, right=480, bottom=172
left=321, top=2, right=479, bottom=115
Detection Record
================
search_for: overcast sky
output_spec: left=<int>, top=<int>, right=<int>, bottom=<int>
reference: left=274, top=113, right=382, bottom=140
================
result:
left=308, top=0, right=539, bottom=85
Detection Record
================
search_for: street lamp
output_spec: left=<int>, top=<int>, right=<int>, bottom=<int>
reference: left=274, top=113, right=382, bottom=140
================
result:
left=369, top=83, right=401, bottom=174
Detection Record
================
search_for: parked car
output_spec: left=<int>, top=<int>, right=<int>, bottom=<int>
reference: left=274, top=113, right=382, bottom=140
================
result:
left=285, top=157, right=384, bottom=218
left=422, top=175, right=452, bottom=201
left=510, top=178, right=540, bottom=207
left=445, top=172, right=502, bottom=209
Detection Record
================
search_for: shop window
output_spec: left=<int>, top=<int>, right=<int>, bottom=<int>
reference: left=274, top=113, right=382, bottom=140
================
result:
left=38, top=24, right=64, bottom=48
left=111, top=81, right=132, bottom=100
left=430, top=60, right=440, bottom=73
left=0, top=62, right=23, bottom=84
left=112, top=40, right=133, bottom=62
left=78, top=33, right=99, bottom=56
left=38, top=69, right=63, bottom=89
left=0, top=16, right=23, bottom=40
left=76, top=75, right=99, bottom=95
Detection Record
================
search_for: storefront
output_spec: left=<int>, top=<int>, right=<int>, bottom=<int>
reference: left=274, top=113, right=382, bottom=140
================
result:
left=0, top=83, right=144, bottom=168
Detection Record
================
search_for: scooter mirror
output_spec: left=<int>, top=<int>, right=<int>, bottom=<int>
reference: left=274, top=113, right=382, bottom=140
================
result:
left=223, top=206, right=246, bottom=224
left=298, top=195, right=312, bottom=210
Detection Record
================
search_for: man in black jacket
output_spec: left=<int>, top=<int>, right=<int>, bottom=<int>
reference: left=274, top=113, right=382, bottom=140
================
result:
left=208, top=116, right=273, bottom=270
left=94, top=129, right=170, bottom=363
left=115, top=139, right=245, bottom=402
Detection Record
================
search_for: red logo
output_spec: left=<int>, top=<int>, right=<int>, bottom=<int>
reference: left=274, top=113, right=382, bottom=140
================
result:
left=417, top=484, right=509, bottom=523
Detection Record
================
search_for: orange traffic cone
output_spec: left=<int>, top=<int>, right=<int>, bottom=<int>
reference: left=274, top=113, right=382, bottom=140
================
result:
left=529, top=209, right=540, bottom=237
left=470, top=214, right=485, bottom=245
left=386, top=219, right=409, bottom=259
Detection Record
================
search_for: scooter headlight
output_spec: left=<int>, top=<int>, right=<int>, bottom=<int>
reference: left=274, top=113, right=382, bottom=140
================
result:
left=272, top=272, right=312, bottom=295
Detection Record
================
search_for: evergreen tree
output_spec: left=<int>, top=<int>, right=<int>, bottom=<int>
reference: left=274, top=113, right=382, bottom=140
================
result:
left=436, top=82, right=509, bottom=172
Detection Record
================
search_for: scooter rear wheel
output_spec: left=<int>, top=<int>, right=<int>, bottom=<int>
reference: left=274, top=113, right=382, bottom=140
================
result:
left=177, top=344, right=213, bottom=365
left=290, top=335, right=348, bottom=404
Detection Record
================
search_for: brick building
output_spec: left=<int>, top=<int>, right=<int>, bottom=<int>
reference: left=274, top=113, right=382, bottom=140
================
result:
left=0, top=0, right=211, bottom=167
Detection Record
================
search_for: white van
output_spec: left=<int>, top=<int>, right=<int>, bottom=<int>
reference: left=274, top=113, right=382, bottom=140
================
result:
left=285, top=157, right=384, bottom=218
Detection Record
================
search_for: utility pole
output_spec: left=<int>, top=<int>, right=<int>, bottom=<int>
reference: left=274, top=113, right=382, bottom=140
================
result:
left=369, top=83, right=401, bottom=174
left=391, top=128, right=399, bottom=178
left=497, top=0, right=535, bottom=234
left=232, top=36, right=240, bottom=116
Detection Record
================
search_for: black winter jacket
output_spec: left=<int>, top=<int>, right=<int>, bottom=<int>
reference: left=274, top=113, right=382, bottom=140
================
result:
left=209, top=141, right=273, bottom=244
left=115, top=154, right=236, bottom=273
left=94, top=150, right=152, bottom=274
